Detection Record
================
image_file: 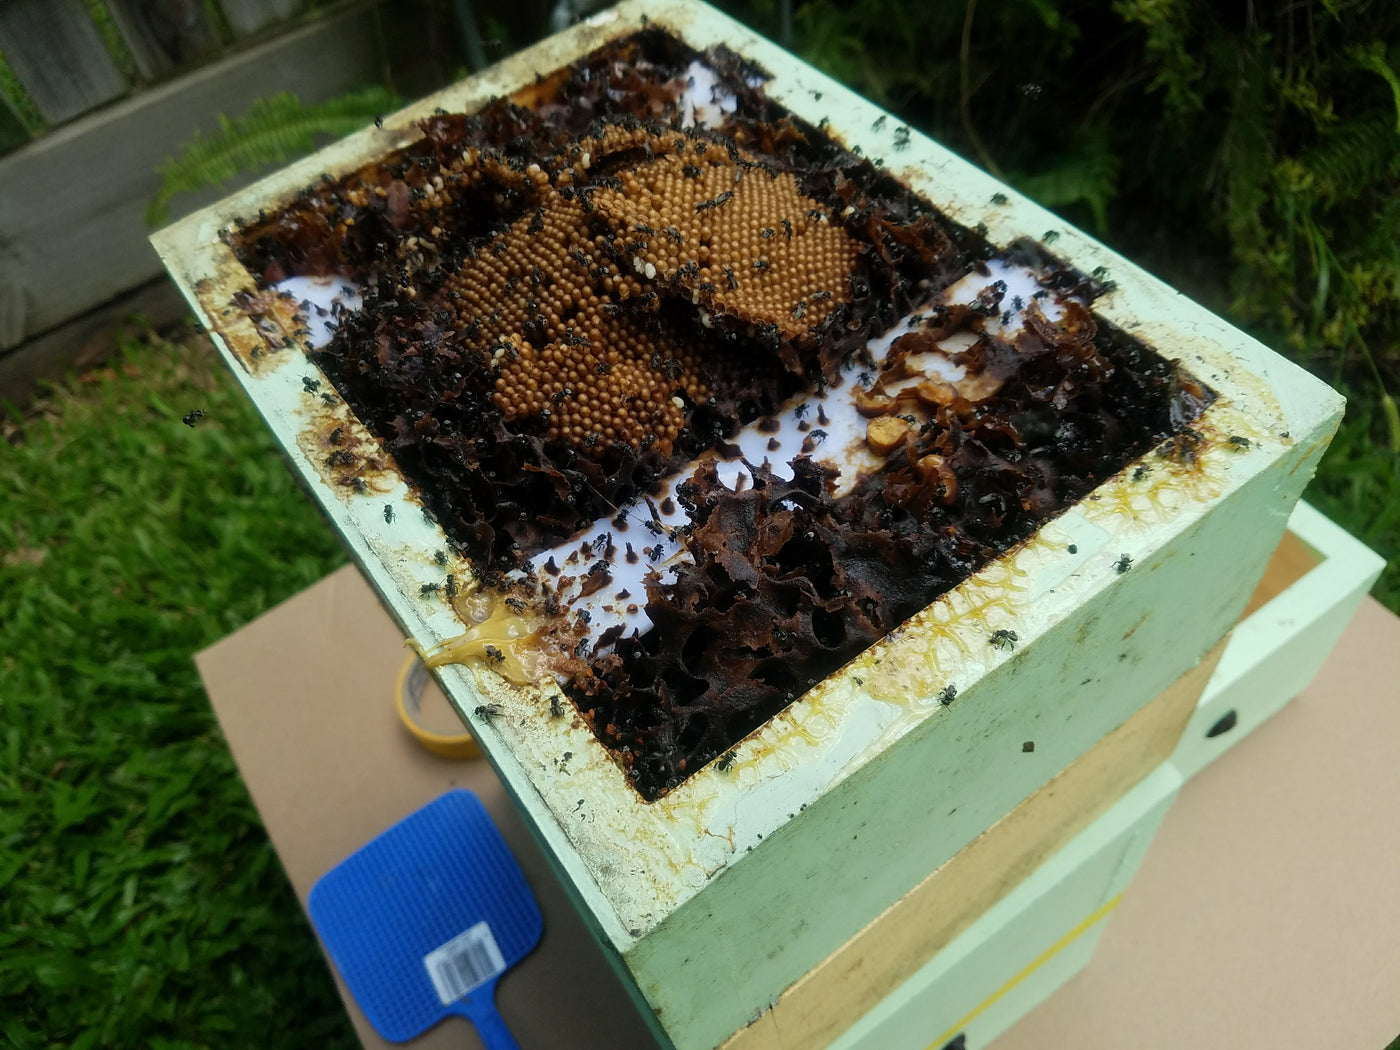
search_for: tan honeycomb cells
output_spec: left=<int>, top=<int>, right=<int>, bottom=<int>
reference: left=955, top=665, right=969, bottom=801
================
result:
left=490, top=334, right=705, bottom=450
left=582, top=125, right=858, bottom=340
left=426, top=124, right=859, bottom=455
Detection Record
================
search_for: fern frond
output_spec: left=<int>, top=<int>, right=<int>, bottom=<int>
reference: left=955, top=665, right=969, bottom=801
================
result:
left=1351, top=41, right=1400, bottom=132
left=146, top=86, right=398, bottom=228
left=1297, top=108, right=1400, bottom=203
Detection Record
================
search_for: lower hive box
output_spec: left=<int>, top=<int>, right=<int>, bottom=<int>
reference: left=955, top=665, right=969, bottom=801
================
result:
left=829, top=765, right=1186, bottom=1050
left=1170, top=500, right=1385, bottom=780
left=151, top=3, right=1344, bottom=1047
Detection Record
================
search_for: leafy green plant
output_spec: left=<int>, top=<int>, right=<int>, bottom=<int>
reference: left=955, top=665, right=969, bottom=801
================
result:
left=146, top=85, right=397, bottom=227
left=79, top=0, right=138, bottom=82
left=1010, top=124, right=1120, bottom=232
left=1305, top=389, right=1400, bottom=610
left=0, top=50, right=44, bottom=136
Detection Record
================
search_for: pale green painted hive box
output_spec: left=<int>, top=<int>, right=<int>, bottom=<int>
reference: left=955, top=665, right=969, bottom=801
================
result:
left=151, top=3, right=1344, bottom=1047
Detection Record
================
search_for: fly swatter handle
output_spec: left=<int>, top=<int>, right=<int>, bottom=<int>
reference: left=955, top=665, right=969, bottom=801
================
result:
left=452, top=979, right=520, bottom=1050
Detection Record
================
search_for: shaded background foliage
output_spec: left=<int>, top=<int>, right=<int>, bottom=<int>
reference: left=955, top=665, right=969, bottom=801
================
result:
left=2, top=1, right=1396, bottom=1047
left=733, top=0, right=1400, bottom=400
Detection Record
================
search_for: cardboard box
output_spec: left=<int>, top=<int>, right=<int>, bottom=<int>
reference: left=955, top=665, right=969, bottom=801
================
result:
left=165, top=4, right=1345, bottom=1045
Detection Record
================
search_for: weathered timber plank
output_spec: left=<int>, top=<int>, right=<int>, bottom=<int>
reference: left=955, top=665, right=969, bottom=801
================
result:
left=0, top=239, right=23, bottom=347
left=0, top=278, right=187, bottom=403
left=0, top=2, right=380, bottom=352
left=217, top=0, right=305, bottom=38
left=104, top=0, right=220, bottom=80
left=0, top=0, right=127, bottom=124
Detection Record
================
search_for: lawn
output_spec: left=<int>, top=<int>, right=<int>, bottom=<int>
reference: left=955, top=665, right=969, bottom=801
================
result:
left=0, top=329, right=356, bottom=1048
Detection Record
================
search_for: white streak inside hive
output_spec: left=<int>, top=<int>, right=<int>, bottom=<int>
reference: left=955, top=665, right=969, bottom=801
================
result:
left=679, top=59, right=738, bottom=129
left=277, top=275, right=363, bottom=347
left=513, top=258, right=1072, bottom=652
left=277, top=251, right=1075, bottom=662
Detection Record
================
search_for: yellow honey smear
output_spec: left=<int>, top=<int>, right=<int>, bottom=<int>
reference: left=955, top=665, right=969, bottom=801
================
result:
left=689, top=689, right=844, bottom=797
left=863, top=644, right=944, bottom=705
left=410, top=591, right=542, bottom=686
left=655, top=781, right=720, bottom=833
left=960, top=559, right=1029, bottom=618
left=757, top=702, right=834, bottom=757
left=1095, top=473, right=1178, bottom=530
left=1094, top=401, right=1268, bottom=531
left=858, top=557, right=1028, bottom=703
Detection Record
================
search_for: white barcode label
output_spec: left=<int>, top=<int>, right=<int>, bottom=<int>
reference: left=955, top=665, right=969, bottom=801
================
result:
left=423, top=921, right=507, bottom=1005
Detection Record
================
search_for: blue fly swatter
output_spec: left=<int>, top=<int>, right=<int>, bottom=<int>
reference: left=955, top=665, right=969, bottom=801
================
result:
left=308, top=789, right=543, bottom=1048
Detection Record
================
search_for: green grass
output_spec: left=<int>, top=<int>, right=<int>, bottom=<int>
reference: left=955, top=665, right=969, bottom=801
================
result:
left=0, top=329, right=354, bottom=1048
left=79, top=0, right=138, bottom=83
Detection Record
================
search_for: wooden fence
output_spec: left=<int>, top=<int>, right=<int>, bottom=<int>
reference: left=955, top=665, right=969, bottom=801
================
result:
left=0, top=0, right=405, bottom=401
left=0, top=0, right=317, bottom=153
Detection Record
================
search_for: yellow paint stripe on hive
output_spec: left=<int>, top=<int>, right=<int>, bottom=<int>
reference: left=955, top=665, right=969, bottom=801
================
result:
left=923, top=892, right=1123, bottom=1050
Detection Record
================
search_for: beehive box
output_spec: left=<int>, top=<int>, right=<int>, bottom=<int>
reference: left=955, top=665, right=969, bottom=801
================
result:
left=716, top=635, right=1222, bottom=1050
left=151, top=3, right=1344, bottom=1047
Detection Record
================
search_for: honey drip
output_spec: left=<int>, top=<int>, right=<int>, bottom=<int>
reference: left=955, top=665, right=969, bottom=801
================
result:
left=413, top=591, right=542, bottom=686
